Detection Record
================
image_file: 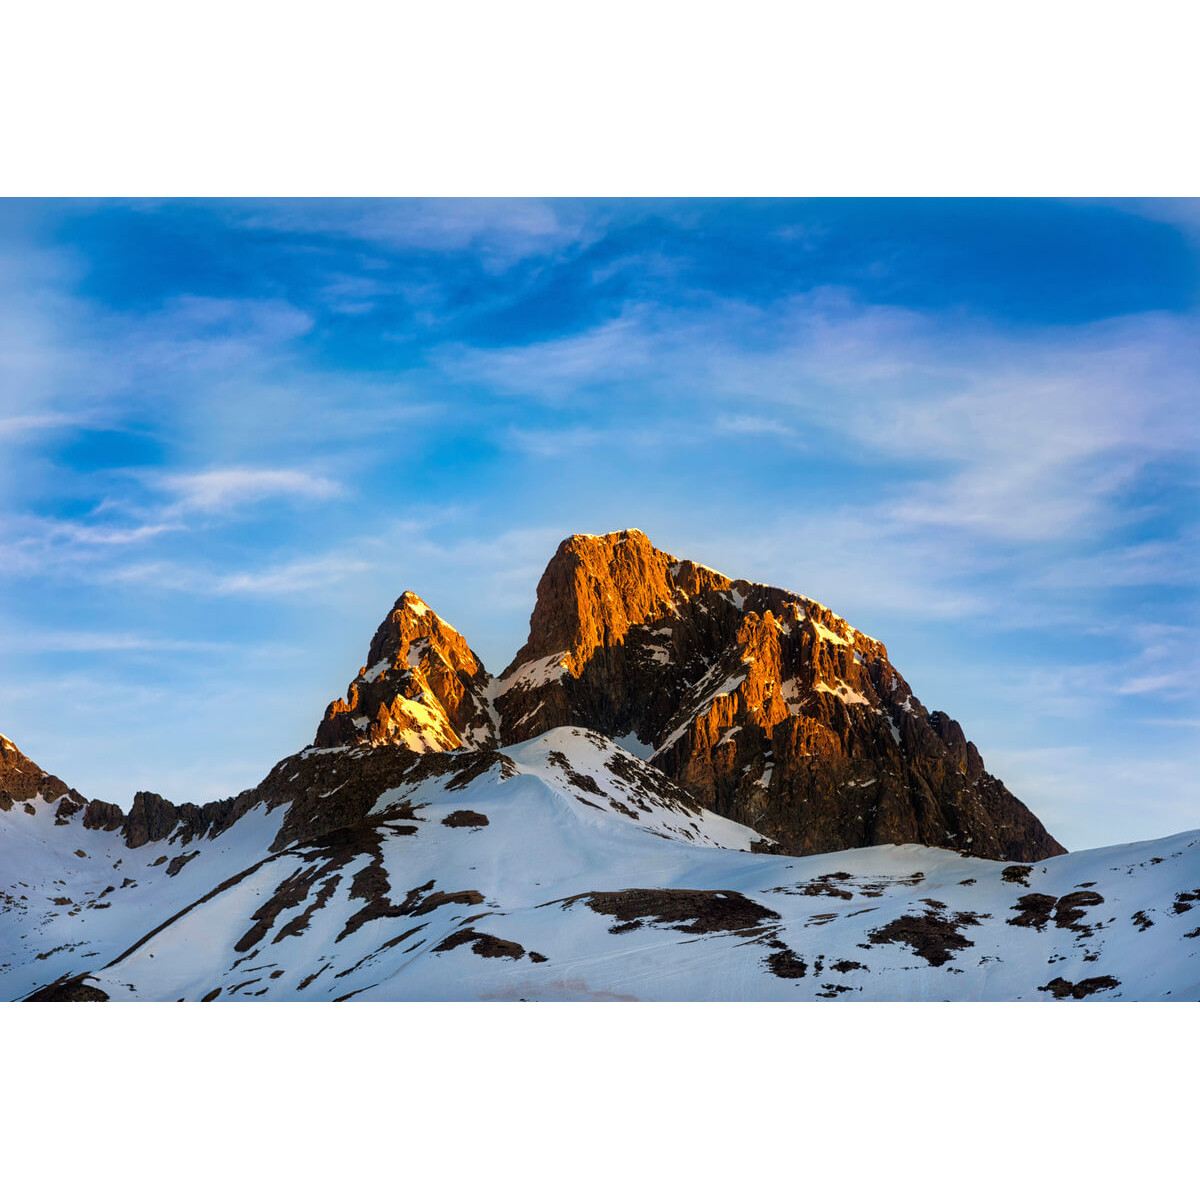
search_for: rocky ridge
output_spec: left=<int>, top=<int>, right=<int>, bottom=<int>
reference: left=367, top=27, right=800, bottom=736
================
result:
left=2, top=530, right=1065, bottom=866
left=1, top=734, right=82, bottom=813
left=486, top=531, right=1065, bottom=860
left=313, top=529, right=1064, bottom=863
left=1, top=734, right=260, bottom=850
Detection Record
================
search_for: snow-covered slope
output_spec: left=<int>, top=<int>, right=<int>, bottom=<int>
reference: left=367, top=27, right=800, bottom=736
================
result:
left=6, top=728, right=1197, bottom=1002
left=0, top=786, right=285, bottom=1001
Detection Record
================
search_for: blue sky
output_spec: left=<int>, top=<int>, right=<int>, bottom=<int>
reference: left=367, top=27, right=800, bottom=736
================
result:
left=1, top=198, right=1196, bottom=851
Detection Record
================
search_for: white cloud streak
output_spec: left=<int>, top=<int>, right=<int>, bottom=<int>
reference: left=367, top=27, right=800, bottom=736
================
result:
left=0, top=632, right=233, bottom=654
left=154, top=467, right=345, bottom=514
left=105, top=551, right=373, bottom=598
left=233, top=199, right=602, bottom=272
left=442, top=290, right=1199, bottom=550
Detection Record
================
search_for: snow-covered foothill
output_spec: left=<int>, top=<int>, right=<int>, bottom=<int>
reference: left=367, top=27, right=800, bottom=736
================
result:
left=5, top=728, right=1197, bottom=1002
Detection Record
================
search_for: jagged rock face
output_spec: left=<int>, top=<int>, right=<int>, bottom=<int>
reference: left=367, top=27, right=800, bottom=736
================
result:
left=494, top=530, right=736, bottom=744
left=315, top=591, right=497, bottom=752
left=0, top=733, right=84, bottom=812
left=496, top=530, right=1065, bottom=862
left=117, top=789, right=254, bottom=849
left=0, top=733, right=257, bottom=847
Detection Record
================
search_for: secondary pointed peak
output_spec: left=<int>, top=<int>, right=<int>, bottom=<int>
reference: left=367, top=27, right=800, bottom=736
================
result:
left=315, top=593, right=496, bottom=754
left=396, top=589, right=430, bottom=613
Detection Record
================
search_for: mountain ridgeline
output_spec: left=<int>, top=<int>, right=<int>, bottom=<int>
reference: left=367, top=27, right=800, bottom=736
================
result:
left=314, top=530, right=1064, bottom=862
left=19, top=529, right=1200, bottom=1006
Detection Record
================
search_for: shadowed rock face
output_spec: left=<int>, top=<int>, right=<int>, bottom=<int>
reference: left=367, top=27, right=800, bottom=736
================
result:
left=119, top=789, right=258, bottom=850
left=493, top=530, right=1065, bottom=862
left=0, top=734, right=82, bottom=812
left=0, top=734, right=256, bottom=849
left=315, top=591, right=497, bottom=752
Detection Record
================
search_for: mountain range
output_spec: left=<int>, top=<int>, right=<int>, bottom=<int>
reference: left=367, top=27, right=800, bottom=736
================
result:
left=3, top=530, right=1196, bottom=1001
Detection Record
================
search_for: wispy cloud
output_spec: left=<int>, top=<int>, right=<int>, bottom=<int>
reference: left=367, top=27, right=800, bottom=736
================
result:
left=439, top=311, right=659, bottom=402
left=443, top=291, right=1198, bottom=551
left=1035, top=539, right=1200, bottom=590
left=233, top=199, right=602, bottom=271
left=2, top=466, right=350, bottom=586
left=153, top=467, right=345, bottom=514
left=715, top=414, right=801, bottom=439
left=0, top=411, right=85, bottom=436
left=210, top=553, right=372, bottom=596
left=106, top=551, right=373, bottom=598
left=0, top=631, right=233, bottom=654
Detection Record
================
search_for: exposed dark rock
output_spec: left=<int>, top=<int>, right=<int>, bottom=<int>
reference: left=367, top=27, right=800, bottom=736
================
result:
left=1053, top=891, right=1105, bottom=931
left=1007, top=893, right=1059, bottom=931
left=432, top=929, right=525, bottom=959
left=442, top=810, right=489, bottom=828
left=1038, top=975, right=1120, bottom=999
left=55, top=795, right=87, bottom=825
left=118, top=789, right=260, bottom=850
left=766, top=948, right=808, bottom=978
left=24, top=973, right=109, bottom=1002
left=297, top=963, right=332, bottom=991
left=557, top=887, right=780, bottom=935
left=491, top=531, right=1065, bottom=862
left=1006, top=890, right=1105, bottom=934
left=123, top=791, right=178, bottom=848
left=248, top=742, right=507, bottom=853
left=0, top=734, right=83, bottom=809
left=867, top=909, right=983, bottom=966
left=335, top=926, right=428, bottom=978
left=165, top=852, right=200, bottom=877
left=338, top=869, right=483, bottom=944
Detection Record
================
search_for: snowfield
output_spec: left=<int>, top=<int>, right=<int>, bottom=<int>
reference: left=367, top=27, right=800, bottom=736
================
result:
left=3, top=728, right=1198, bottom=1002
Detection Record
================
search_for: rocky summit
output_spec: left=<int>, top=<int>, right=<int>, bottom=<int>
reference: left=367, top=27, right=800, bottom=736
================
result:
left=494, top=531, right=1065, bottom=861
left=319, top=530, right=1062, bottom=862
left=19, top=527, right=1190, bottom=1005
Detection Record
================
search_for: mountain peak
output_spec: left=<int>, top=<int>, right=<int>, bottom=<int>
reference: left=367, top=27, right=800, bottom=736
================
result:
left=492, top=529, right=1063, bottom=862
left=314, top=592, right=496, bottom=752
left=501, top=529, right=734, bottom=678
